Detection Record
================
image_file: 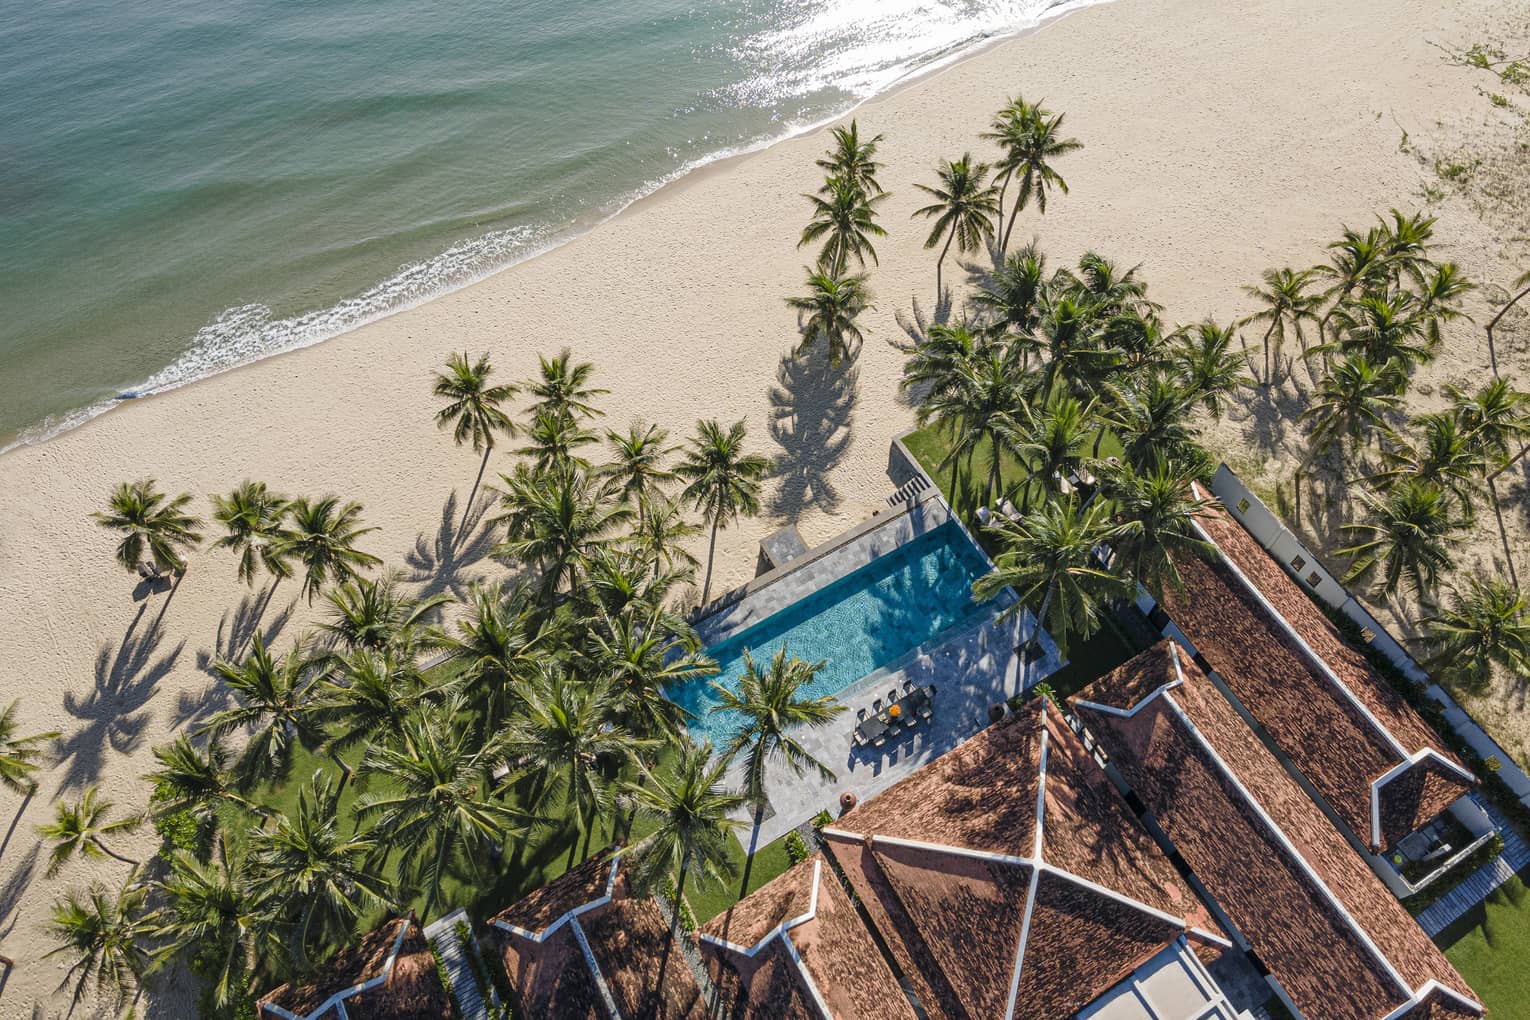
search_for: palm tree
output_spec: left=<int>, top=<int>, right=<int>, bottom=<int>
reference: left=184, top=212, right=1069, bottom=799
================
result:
left=974, top=497, right=1131, bottom=657
left=283, top=496, right=381, bottom=602
left=150, top=845, right=280, bottom=1010
left=1485, top=268, right=1530, bottom=376
left=1450, top=377, right=1530, bottom=465
left=45, top=881, right=153, bottom=1009
left=1322, top=293, right=1431, bottom=383
left=1300, top=354, right=1403, bottom=463
left=1416, top=261, right=1475, bottom=355
left=799, top=175, right=887, bottom=275
left=38, top=785, right=143, bottom=876
left=995, top=101, right=1083, bottom=254
left=1378, top=208, right=1437, bottom=283
left=522, top=348, right=608, bottom=423
left=710, top=648, right=844, bottom=893
left=316, top=646, right=433, bottom=759
left=982, top=95, right=1031, bottom=221
left=1104, top=458, right=1216, bottom=596
left=785, top=268, right=872, bottom=366
left=1172, top=320, right=1251, bottom=420
left=516, top=405, right=600, bottom=471
left=1110, top=374, right=1197, bottom=473
left=94, top=479, right=204, bottom=580
left=1017, top=395, right=1092, bottom=510
left=356, top=696, right=531, bottom=916
left=502, top=672, right=647, bottom=865
left=210, top=481, right=294, bottom=588
left=495, top=462, right=632, bottom=595
left=630, top=494, right=703, bottom=579
left=975, top=242, right=1050, bottom=343
left=1418, top=577, right=1530, bottom=697
left=623, top=735, right=744, bottom=939
left=599, top=423, right=679, bottom=528
left=901, top=321, right=989, bottom=412
left=934, top=350, right=1028, bottom=507
left=1242, top=267, right=1322, bottom=385
left=593, top=604, right=715, bottom=739
left=320, top=573, right=451, bottom=651
left=146, top=735, right=268, bottom=822
left=0, top=699, right=59, bottom=796
left=1318, top=225, right=1390, bottom=341
left=446, top=582, right=552, bottom=737
left=815, top=120, right=885, bottom=196
left=200, top=634, right=325, bottom=786
left=1370, top=413, right=1484, bottom=521
left=912, top=153, right=1002, bottom=295
left=434, top=351, right=518, bottom=521
left=249, top=771, right=393, bottom=967
left=1337, top=479, right=1464, bottom=607
left=678, top=419, right=773, bottom=603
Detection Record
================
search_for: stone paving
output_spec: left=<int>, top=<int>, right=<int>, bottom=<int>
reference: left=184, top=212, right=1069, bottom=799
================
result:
left=1416, top=795, right=1530, bottom=936
left=726, top=600, right=1063, bottom=848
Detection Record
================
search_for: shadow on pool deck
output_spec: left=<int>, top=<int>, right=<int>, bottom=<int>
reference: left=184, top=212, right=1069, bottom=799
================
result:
left=724, top=601, right=1064, bottom=847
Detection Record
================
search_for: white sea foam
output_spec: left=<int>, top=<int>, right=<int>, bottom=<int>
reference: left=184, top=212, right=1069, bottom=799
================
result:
left=2, top=0, right=1109, bottom=455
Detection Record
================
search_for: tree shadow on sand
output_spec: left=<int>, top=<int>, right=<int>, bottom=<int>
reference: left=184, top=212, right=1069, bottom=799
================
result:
left=53, top=607, right=182, bottom=791
left=767, top=346, right=859, bottom=520
left=404, top=489, right=498, bottom=603
left=0, top=844, right=38, bottom=947
left=174, top=587, right=299, bottom=731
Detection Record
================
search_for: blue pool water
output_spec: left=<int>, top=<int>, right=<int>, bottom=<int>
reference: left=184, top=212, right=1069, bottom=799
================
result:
left=672, top=520, right=996, bottom=746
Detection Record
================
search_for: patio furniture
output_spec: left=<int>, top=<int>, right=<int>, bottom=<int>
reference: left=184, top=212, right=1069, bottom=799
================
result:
left=873, top=698, right=883, bottom=712
left=857, top=714, right=889, bottom=746
left=917, top=702, right=933, bottom=720
left=856, top=706, right=867, bottom=721
left=902, top=679, right=917, bottom=695
left=888, top=688, right=899, bottom=704
left=904, top=715, right=918, bottom=730
left=888, top=723, right=903, bottom=737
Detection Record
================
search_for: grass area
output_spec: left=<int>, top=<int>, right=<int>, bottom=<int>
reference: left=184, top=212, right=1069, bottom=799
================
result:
left=686, top=827, right=798, bottom=924
left=1043, top=612, right=1141, bottom=700
left=902, top=422, right=1125, bottom=518
left=1437, top=870, right=1530, bottom=1015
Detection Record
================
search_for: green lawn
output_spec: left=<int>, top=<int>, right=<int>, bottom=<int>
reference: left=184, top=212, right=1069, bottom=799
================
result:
left=1043, top=613, right=1141, bottom=701
left=902, top=422, right=1125, bottom=518
left=686, top=827, right=798, bottom=924
left=1437, top=871, right=1530, bottom=1016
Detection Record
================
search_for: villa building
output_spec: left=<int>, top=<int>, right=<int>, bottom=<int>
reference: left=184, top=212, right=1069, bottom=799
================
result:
left=256, top=916, right=453, bottom=1020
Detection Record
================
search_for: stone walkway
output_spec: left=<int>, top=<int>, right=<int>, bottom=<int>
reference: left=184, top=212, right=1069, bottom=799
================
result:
left=1416, top=797, right=1530, bottom=936
left=425, top=909, right=493, bottom=1020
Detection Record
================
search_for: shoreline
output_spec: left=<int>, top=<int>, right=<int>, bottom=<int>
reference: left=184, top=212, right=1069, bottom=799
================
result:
left=0, top=0, right=1519, bottom=1013
left=0, top=0, right=1104, bottom=458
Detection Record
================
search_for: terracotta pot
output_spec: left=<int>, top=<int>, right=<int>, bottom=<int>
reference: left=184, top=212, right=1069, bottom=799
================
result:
left=989, top=703, right=1007, bottom=724
left=839, top=791, right=858, bottom=813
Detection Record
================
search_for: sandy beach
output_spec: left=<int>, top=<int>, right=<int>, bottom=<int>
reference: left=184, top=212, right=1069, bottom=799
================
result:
left=1, top=0, right=1525, bottom=1013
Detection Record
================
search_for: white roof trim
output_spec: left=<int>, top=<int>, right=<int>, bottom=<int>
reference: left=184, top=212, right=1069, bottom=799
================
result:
left=865, top=831, right=1032, bottom=868
left=1377, top=979, right=1485, bottom=1019
left=491, top=852, right=622, bottom=943
left=1370, top=748, right=1478, bottom=850
left=698, top=858, right=823, bottom=958
left=1160, top=690, right=1414, bottom=1000
left=1074, top=646, right=1186, bottom=719
left=260, top=918, right=412, bottom=1020
left=1187, top=926, right=1234, bottom=950
left=1004, top=723, right=1050, bottom=1020
left=782, top=929, right=837, bottom=1020
left=569, top=915, right=623, bottom=1020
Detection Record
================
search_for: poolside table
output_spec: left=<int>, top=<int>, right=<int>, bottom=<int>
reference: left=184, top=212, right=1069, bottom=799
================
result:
left=855, top=687, right=932, bottom=746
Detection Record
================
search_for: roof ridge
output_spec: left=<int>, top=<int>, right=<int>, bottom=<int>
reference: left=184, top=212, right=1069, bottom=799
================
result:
left=1002, top=713, right=1051, bottom=1020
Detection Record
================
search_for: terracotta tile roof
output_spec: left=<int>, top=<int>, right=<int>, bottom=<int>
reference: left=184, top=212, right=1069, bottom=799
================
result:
left=487, top=849, right=706, bottom=1019
left=1177, top=501, right=1473, bottom=849
left=257, top=918, right=452, bottom=1020
left=488, top=922, right=605, bottom=1020
left=815, top=701, right=1214, bottom=1020
left=702, top=856, right=916, bottom=1020
left=1074, top=643, right=1482, bottom=1020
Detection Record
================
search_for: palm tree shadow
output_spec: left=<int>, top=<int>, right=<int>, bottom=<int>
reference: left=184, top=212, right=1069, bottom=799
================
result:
left=175, top=589, right=298, bottom=731
left=404, top=489, right=498, bottom=603
left=1239, top=381, right=1306, bottom=457
left=767, top=346, right=859, bottom=519
left=53, top=609, right=181, bottom=791
left=0, top=844, right=38, bottom=941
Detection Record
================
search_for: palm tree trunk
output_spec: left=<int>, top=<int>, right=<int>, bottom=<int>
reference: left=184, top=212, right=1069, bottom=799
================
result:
left=1001, top=182, right=1025, bottom=255
left=659, top=862, right=687, bottom=1000
left=737, top=803, right=765, bottom=898
left=1023, top=582, right=1056, bottom=666
left=1486, top=283, right=1530, bottom=378
left=935, top=229, right=956, bottom=297
left=1261, top=320, right=1277, bottom=386
left=701, top=518, right=720, bottom=604
left=462, top=445, right=493, bottom=535
left=93, top=838, right=139, bottom=869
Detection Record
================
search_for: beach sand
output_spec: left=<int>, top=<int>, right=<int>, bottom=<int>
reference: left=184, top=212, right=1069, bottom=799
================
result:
left=0, top=0, right=1524, bottom=1013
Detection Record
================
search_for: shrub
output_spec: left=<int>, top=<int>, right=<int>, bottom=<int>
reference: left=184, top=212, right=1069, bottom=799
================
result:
left=812, top=809, right=833, bottom=831
left=429, top=939, right=464, bottom=1020
left=1403, top=834, right=1505, bottom=914
left=785, top=830, right=811, bottom=865
left=150, top=782, right=213, bottom=863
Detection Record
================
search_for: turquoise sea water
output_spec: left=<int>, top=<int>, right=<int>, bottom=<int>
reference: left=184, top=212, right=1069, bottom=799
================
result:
left=0, top=0, right=1097, bottom=448
left=672, top=520, right=994, bottom=745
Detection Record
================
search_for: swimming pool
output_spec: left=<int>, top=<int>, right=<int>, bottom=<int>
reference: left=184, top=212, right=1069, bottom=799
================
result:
left=670, top=519, right=997, bottom=746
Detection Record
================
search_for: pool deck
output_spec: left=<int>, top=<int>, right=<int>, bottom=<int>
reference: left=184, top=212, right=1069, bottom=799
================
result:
left=722, top=591, right=1064, bottom=849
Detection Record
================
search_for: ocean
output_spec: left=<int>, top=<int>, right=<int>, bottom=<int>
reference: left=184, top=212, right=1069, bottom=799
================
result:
left=0, top=0, right=1097, bottom=450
